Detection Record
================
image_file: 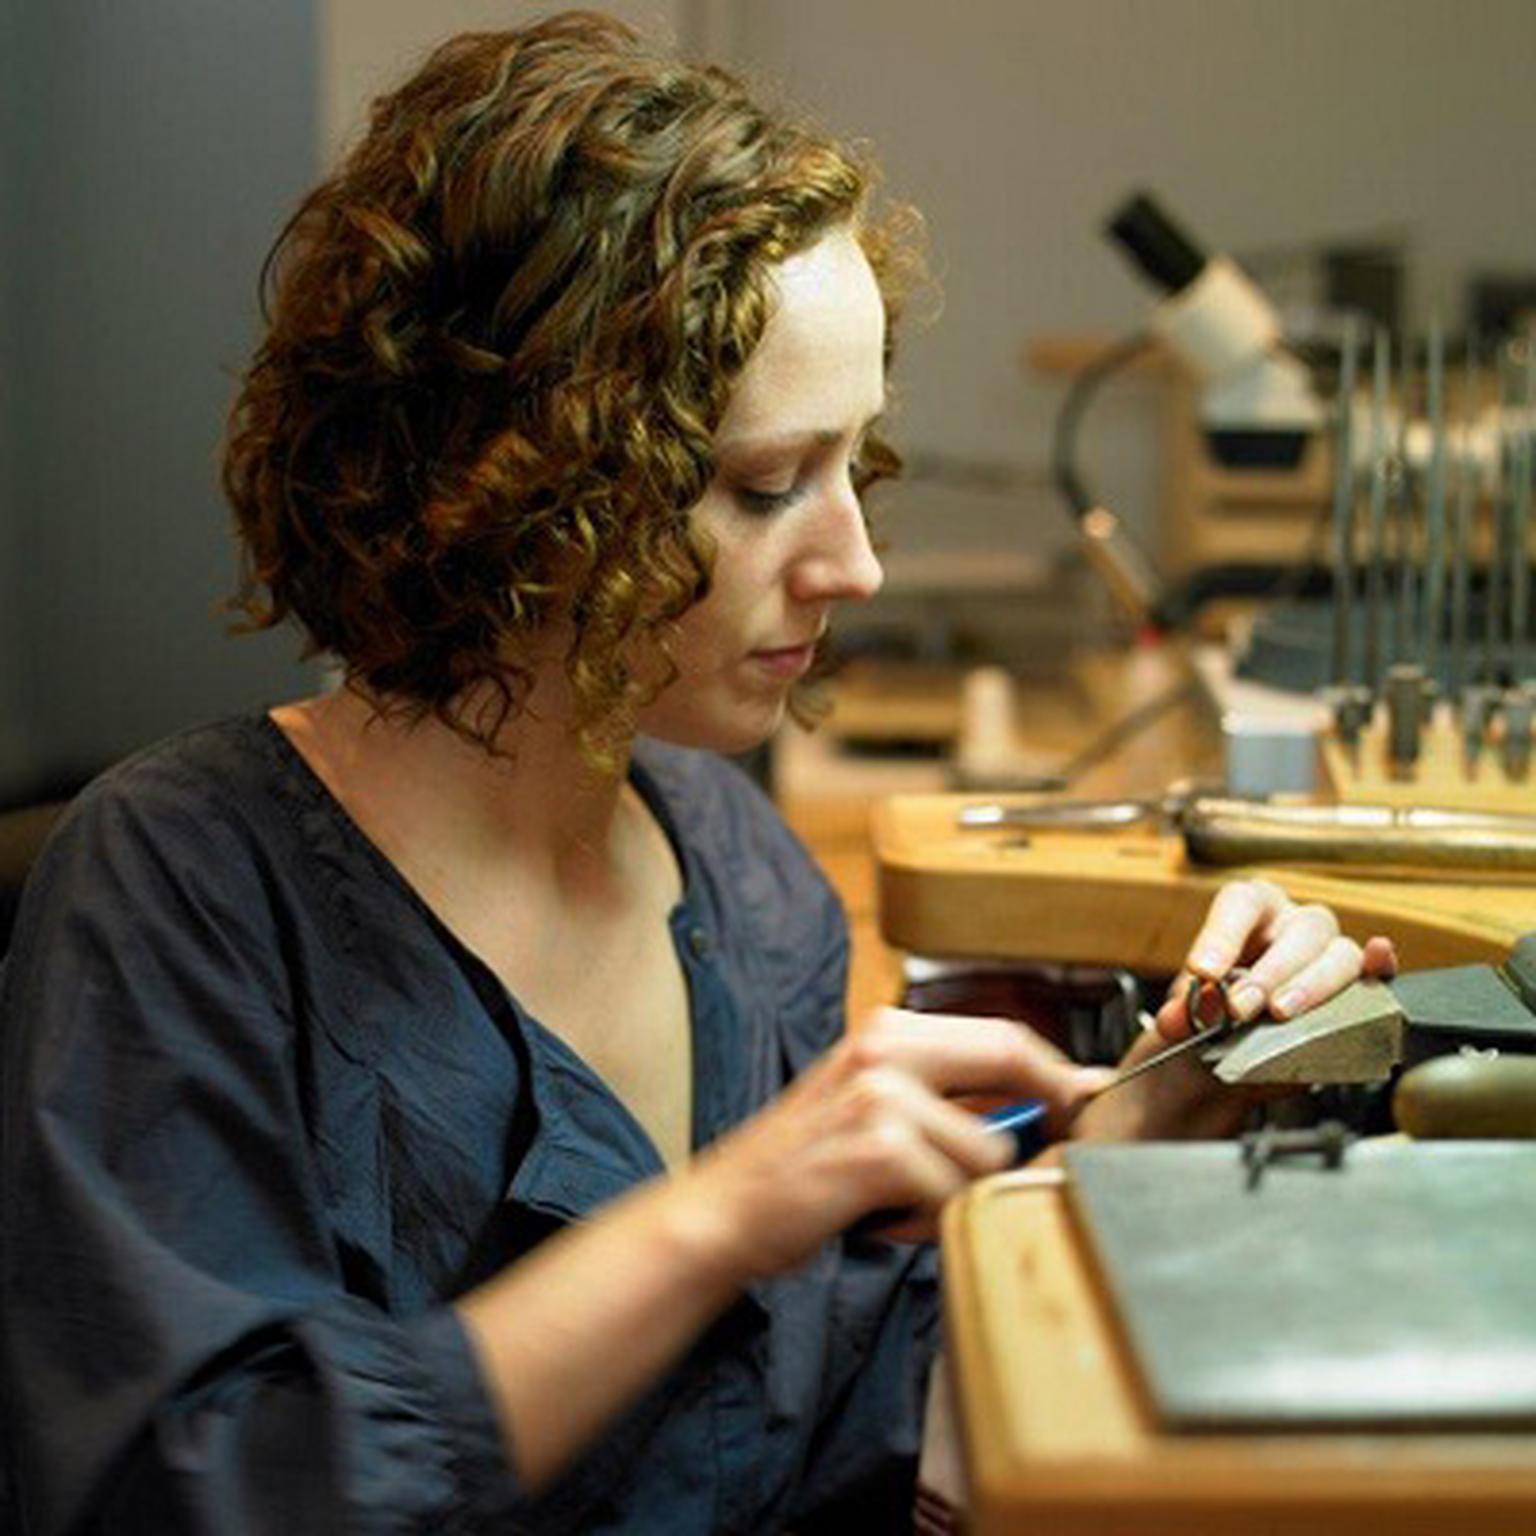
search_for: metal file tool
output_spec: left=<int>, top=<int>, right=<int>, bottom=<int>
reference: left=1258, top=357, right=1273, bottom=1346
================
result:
left=958, top=794, right=1536, bottom=872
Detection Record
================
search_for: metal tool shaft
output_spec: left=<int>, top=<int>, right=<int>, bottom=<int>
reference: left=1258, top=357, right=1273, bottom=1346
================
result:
left=1385, top=661, right=1427, bottom=774
left=1449, top=341, right=1476, bottom=698
left=1089, top=977, right=1243, bottom=1098
left=1331, top=318, right=1360, bottom=687
left=1393, top=337, right=1416, bottom=665
left=1363, top=329, right=1391, bottom=693
left=1423, top=320, right=1448, bottom=680
left=956, top=798, right=1166, bottom=831
left=1514, top=341, right=1534, bottom=679
left=1183, top=798, right=1536, bottom=871
left=960, top=795, right=1536, bottom=837
left=1502, top=683, right=1534, bottom=780
left=1089, top=1027, right=1226, bottom=1094
left=1507, top=346, right=1535, bottom=779
left=1488, top=354, right=1511, bottom=681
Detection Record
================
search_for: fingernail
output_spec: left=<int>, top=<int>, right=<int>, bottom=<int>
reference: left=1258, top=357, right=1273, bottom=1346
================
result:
left=1230, top=983, right=1266, bottom=1020
left=1193, top=950, right=1224, bottom=974
left=1272, top=988, right=1303, bottom=1018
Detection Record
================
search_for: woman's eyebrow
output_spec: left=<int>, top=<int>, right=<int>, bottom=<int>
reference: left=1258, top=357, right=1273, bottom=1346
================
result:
left=718, top=410, right=886, bottom=458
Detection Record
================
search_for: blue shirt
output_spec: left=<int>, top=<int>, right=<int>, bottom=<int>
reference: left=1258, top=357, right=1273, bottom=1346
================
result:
left=0, top=716, right=937, bottom=1535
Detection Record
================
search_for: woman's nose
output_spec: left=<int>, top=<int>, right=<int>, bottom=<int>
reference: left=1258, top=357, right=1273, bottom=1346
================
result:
left=789, top=480, right=884, bottom=604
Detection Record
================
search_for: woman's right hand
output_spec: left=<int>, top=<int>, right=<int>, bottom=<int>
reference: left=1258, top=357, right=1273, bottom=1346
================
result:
left=677, top=1007, right=1110, bottom=1279
left=458, top=1007, right=1106, bottom=1488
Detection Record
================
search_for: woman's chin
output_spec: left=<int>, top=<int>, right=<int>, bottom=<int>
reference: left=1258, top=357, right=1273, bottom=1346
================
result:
left=638, top=692, right=788, bottom=756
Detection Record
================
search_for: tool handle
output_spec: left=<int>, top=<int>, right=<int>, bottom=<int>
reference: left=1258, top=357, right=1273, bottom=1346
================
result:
left=1184, top=802, right=1536, bottom=872
left=846, top=1100, right=1048, bottom=1238
left=1393, top=1055, right=1536, bottom=1139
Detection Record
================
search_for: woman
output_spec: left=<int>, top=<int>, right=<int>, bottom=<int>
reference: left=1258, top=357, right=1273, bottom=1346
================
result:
left=0, top=15, right=1391, bottom=1534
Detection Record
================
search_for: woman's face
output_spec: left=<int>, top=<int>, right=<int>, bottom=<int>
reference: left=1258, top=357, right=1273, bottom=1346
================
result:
left=636, top=227, right=887, bottom=754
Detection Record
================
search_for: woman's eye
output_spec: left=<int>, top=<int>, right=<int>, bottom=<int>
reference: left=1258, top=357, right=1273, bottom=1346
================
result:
left=852, top=432, right=900, bottom=495
left=733, top=483, right=804, bottom=516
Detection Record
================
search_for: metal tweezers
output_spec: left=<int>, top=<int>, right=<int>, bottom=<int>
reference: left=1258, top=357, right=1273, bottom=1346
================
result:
left=1090, top=975, right=1248, bottom=1098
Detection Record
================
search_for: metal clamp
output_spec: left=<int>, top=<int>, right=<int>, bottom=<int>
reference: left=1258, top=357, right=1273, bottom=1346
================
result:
left=1241, top=1119, right=1352, bottom=1191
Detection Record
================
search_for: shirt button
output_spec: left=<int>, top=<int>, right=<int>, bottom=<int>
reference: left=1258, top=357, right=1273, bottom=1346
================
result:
left=688, top=927, right=713, bottom=960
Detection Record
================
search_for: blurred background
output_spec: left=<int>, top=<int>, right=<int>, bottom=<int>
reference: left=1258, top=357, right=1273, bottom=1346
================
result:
left=3, top=0, right=1536, bottom=807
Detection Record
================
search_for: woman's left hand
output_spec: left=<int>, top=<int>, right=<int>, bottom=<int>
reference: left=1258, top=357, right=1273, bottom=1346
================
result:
left=1152, top=878, right=1398, bottom=1041
left=1070, top=879, right=1398, bottom=1143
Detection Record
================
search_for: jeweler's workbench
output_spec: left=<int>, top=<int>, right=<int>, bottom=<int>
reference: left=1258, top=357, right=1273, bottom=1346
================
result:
left=790, top=649, right=1536, bottom=1533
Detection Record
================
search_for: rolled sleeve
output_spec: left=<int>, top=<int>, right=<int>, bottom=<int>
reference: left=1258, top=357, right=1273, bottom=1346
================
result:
left=0, top=775, right=518, bottom=1535
left=398, top=1306, right=519, bottom=1529
left=80, top=1302, right=518, bottom=1536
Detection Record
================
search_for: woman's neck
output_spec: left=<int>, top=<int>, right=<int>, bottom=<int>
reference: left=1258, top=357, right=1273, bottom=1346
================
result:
left=271, top=676, right=645, bottom=905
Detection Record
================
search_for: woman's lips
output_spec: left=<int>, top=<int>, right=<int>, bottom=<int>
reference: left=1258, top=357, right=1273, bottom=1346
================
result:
left=749, top=642, right=816, bottom=679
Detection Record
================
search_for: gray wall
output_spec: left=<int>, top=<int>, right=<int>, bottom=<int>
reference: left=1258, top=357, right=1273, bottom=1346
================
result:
left=323, top=0, right=691, bottom=159
left=721, top=0, right=1536, bottom=581
left=1, top=0, right=321, bottom=803
left=6, top=1, right=1536, bottom=799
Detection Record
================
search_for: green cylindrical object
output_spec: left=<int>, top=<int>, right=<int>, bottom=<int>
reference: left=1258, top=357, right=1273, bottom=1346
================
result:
left=1393, top=1054, right=1536, bottom=1139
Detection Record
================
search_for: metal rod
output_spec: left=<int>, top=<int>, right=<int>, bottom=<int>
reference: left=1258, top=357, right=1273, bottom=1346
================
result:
left=1330, top=318, right=1359, bottom=688
left=1503, top=684, right=1533, bottom=780
left=1183, top=801, right=1536, bottom=871
left=1514, top=338, right=1534, bottom=678
left=1386, top=660, right=1426, bottom=775
left=1449, top=338, right=1475, bottom=699
left=1393, top=335, right=1416, bottom=666
left=1423, top=318, right=1448, bottom=682
left=1363, top=328, right=1391, bottom=695
left=1498, top=339, right=1534, bottom=781
left=1485, top=350, right=1508, bottom=685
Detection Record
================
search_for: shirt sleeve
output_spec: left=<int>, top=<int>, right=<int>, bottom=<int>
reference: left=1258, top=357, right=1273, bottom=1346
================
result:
left=780, top=881, right=944, bottom=1531
left=0, top=774, right=516, bottom=1536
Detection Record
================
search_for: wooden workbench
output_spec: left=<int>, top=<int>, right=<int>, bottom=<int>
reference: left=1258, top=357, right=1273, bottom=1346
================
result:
left=778, top=644, right=1219, bottom=1020
left=943, top=1167, right=1536, bottom=1536
left=874, top=792, right=1536, bottom=974
left=862, top=642, right=1536, bottom=977
left=817, top=648, right=1536, bottom=1533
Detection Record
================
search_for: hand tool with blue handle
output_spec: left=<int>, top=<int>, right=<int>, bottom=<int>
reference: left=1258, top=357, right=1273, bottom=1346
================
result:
left=847, top=1099, right=1049, bottom=1237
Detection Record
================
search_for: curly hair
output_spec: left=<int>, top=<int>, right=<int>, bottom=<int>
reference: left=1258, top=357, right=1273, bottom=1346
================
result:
left=224, top=10, right=917, bottom=768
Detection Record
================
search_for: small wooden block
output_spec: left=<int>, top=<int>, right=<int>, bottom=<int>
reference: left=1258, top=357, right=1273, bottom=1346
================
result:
left=1205, top=978, right=1403, bottom=1085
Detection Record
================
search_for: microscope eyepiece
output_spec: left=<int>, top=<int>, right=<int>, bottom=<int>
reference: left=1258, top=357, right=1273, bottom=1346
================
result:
left=1106, top=192, right=1206, bottom=295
